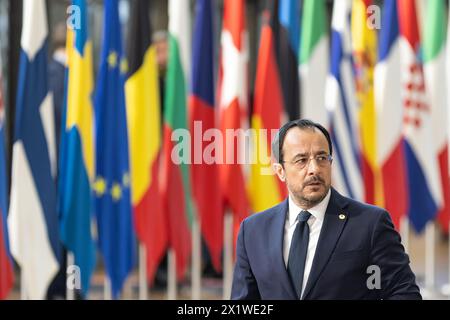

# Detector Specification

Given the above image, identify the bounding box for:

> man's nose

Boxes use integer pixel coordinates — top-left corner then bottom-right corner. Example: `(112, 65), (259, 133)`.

(306, 158), (320, 174)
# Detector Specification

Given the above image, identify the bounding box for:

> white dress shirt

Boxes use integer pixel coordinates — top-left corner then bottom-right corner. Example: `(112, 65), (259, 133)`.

(283, 189), (331, 299)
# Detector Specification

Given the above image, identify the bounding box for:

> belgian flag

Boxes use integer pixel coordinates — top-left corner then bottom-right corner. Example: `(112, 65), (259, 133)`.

(125, 0), (167, 284)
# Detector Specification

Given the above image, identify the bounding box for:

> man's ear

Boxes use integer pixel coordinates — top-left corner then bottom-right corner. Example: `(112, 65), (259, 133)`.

(273, 162), (286, 182)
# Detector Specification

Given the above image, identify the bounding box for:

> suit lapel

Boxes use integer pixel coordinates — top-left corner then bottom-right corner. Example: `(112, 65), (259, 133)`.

(302, 188), (349, 299)
(268, 199), (298, 299)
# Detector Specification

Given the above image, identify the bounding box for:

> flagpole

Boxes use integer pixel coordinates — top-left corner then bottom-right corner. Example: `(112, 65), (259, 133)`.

(138, 243), (148, 300)
(441, 220), (450, 299)
(20, 269), (26, 300)
(167, 248), (177, 299)
(192, 219), (201, 299)
(424, 221), (436, 298)
(400, 215), (409, 254)
(122, 276), (133, 300)
(66, 252), (75, 300)
(448, 220), (450, 299)
(104, 275), (112, 300)
(223, 211), (233, 300)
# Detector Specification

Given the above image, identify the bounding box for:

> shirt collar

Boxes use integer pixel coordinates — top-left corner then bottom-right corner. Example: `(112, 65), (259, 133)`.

(288, 189), (331, 227)
(53, 49), (67, 66)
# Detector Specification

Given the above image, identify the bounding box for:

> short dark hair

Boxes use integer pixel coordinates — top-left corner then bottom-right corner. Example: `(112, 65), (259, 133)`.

(272, 119), (333, 164)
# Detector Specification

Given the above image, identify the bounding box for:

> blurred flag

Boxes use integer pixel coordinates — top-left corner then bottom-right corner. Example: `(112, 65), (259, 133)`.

(8, 0), (60, 299)
(352, 0), (380, 205)
(95, 0), (136, 298)
(190, 0), (224, 272)
(299, 0), (329, 125)
(0, 45), (13, 300)
(248, 2), (287, 213)
(326, 0), (364, 201)
(374, 0), (408, 229)
(277, 0), (300, 120)
(448, 3), (450, 232)
(161, 0), (195, 280)
(424, 0), (450, 233)
(59, 0), (96, 296)
(218, 0), (250, 248)
(398, 0), (442, 232)
(125, 0), (167, 284)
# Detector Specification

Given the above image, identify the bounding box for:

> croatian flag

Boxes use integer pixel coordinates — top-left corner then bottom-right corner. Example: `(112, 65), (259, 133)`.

(398, 0), (443, 232)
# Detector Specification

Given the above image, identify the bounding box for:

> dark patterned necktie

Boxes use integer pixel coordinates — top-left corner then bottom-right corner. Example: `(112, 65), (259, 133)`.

(287, 210), (311, 299)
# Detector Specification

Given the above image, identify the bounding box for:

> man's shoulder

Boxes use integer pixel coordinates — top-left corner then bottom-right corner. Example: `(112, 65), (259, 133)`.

(243, 200), (287, 226)
(333, 189), (388, 221)
(348, 196), (386, 214)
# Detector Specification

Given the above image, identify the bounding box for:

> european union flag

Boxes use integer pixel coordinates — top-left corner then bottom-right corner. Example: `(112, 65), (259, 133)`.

(94, 0), (136, 298)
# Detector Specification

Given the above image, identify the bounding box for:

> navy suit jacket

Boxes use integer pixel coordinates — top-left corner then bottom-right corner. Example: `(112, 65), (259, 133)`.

(231, 188), (421, 300)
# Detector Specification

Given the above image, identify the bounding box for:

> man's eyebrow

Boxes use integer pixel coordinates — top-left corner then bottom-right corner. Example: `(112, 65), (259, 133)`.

(292, 152), (308, 160)
(291, 151), (328, 160)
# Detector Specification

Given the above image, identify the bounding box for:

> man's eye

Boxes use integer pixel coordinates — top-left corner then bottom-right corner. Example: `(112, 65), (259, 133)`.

(317, 156), (327, 161)
(296, 158), (307, 164)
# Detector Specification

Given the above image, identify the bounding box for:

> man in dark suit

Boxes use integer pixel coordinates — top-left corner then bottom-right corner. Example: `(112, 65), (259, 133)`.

(231, 119), (421, 300)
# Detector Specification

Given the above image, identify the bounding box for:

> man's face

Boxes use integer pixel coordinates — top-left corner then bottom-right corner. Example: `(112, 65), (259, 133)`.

(274, 127), (332, 209)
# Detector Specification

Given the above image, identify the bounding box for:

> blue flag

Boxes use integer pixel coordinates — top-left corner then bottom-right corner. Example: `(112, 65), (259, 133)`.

(94, 0), (136, 298)
(59, 0), (97, 296)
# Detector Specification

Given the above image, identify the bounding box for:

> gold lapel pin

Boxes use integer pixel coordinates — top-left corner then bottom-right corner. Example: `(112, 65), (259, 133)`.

(339, 214), (346, 220)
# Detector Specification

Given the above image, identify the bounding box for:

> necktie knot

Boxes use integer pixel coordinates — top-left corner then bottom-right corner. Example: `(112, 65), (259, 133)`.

(297, 210), (311, 223)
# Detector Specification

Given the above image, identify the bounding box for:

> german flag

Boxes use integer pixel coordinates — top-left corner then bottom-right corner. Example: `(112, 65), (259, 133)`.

(125, 0), (167, 284)
(248, 0), (287, 213)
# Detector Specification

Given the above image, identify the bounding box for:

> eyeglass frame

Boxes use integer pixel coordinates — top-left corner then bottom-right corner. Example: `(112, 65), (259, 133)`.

(281, 154), (333, 170)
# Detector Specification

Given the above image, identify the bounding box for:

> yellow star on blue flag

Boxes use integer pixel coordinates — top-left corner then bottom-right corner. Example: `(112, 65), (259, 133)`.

(94, 0), (136, 299)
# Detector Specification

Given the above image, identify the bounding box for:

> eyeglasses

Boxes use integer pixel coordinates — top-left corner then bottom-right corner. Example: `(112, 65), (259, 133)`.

(282, 154), (333, 170)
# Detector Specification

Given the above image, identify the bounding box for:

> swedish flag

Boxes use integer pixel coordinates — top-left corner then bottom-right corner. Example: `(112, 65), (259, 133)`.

(94, 0), (136, 298)
(59, 0), (96, 297)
